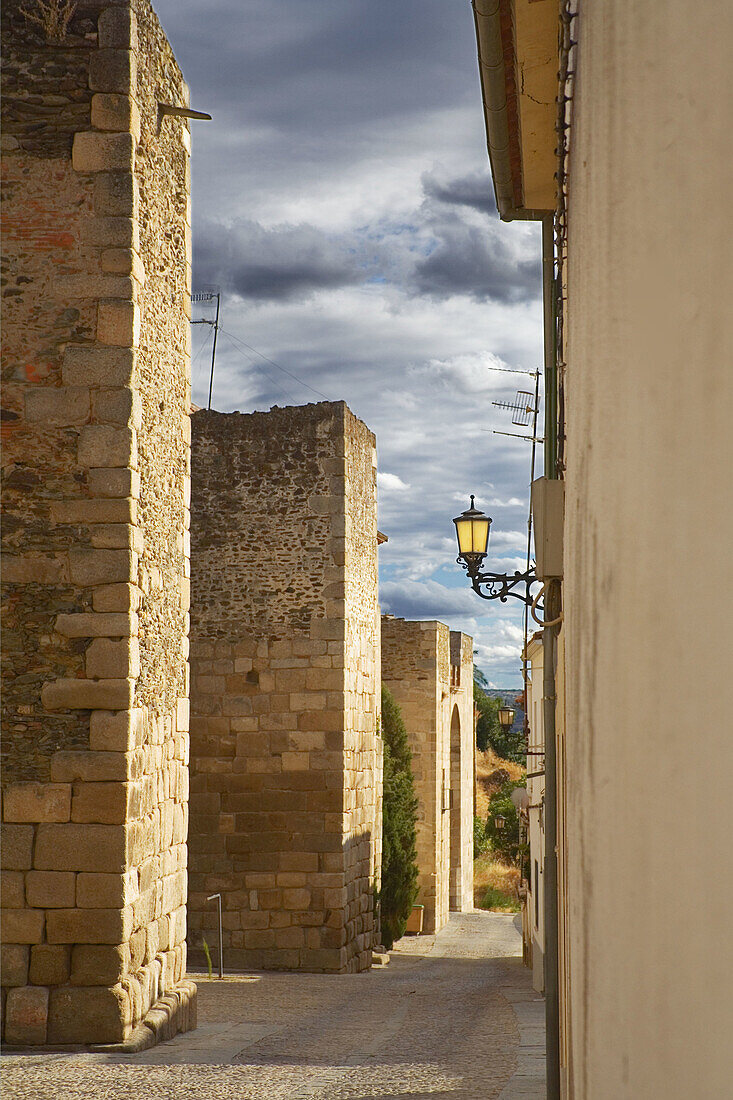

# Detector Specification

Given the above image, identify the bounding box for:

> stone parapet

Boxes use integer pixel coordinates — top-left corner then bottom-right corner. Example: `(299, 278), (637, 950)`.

(188, 403), (381, 972)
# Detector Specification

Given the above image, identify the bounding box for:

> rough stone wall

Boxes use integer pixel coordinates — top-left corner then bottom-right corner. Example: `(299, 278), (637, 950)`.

(342, 416), (381, 966)
(188, 402), (381, 972)
(449, 631), (474, 912)
(381, 617), (474, 933)
(1, 0), (194, 1046)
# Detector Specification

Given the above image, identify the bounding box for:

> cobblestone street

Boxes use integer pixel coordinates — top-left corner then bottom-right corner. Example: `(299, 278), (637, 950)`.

(3, 912), (545, 1099)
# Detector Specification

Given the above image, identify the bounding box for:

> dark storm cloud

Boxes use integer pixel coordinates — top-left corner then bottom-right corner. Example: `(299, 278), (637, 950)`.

(194, 204), (539, 306)
(421, 169), (497, 216)
(155, 0), (478, 137)
(194, 219), (362, 301)
(157, 0), (542, 685)
(380, 578), (488, 621)
(411, 212), (541, 304)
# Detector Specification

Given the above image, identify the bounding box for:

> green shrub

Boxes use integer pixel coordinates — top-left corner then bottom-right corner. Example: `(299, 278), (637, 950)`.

(473, 814), (490, 858)
(379, 686), (419, 950)
(479, 885), (520, 912)
(474, 678), (526, 762)
(485, 778), (527, 863)
(474, 682), (501, 752)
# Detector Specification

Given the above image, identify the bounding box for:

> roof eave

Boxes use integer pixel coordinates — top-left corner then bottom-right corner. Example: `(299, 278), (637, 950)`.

(473, 0), (553, 223)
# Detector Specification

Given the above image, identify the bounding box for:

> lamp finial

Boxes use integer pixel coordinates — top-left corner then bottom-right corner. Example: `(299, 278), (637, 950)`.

(470, 494), (475, 508)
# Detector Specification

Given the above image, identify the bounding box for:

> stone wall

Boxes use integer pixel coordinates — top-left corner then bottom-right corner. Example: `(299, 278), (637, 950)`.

(1, 0), (195, 1046)
(188, 402), (381, 972)
(381, 617), (473, 933)
(449, 631), (474, 912)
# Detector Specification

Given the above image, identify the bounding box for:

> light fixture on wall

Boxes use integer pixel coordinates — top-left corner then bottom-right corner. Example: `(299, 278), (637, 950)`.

(498, 705), (515, 730)
(494, 814), (506, 831)
(453, 496), (539, 606)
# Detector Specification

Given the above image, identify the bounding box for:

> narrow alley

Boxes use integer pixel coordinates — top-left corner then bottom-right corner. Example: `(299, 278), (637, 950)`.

(3, 912), (545, 1100)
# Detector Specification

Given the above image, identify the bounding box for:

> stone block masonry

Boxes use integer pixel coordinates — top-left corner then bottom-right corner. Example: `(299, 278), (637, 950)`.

(381, 617), (474, 933)
(1, 0), (195, 1045)
(189, 403), (382, 973)
(449, 631), (475, 913)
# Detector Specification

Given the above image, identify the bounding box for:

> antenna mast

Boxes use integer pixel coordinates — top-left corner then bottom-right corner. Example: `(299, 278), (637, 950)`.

(208, 291), (220, 411)
(191, 287), (221, 410)
(489, 367), (542, 728)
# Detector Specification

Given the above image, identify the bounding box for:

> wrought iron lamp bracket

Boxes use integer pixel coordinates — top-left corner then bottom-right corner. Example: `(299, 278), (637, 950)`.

(456, 557), (542, 608)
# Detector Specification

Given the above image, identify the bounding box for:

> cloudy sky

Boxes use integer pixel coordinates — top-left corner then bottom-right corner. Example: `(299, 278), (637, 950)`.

(155, 0), (545, 687)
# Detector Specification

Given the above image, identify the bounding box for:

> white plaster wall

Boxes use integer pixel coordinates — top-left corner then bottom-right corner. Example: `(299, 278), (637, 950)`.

(526, 640), (545, 994)
(563, 2), (733, 1095)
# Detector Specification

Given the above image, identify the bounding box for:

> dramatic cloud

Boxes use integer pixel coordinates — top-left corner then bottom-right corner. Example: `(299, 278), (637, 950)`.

(421, 168), (496, 215)
(195, 219), (363, 301)
(412, 212), (542, 303)
(157, 0), (545, 685)
(381, 578), (485, 620)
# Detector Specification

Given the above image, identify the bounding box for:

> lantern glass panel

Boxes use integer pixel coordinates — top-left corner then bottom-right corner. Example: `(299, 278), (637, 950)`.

(456, 516), (489, 556)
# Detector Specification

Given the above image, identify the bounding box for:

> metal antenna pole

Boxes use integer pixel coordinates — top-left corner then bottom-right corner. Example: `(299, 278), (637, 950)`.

(523, 369), (541, 690)
(207, 291), (220, 411)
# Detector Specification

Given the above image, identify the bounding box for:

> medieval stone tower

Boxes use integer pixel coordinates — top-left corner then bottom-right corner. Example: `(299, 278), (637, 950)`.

(188, 404), (383, 973)
(2, 0), (195, 1045)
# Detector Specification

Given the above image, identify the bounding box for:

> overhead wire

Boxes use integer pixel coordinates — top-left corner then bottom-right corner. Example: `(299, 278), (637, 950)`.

(190, 325), (213, 388)
(218, 327), (331, 401)
(217, 329), (299, 405)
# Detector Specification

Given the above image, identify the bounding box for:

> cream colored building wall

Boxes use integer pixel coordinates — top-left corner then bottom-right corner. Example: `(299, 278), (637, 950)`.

(525, 638), (545, 994)
(563, 2), (733, 1095)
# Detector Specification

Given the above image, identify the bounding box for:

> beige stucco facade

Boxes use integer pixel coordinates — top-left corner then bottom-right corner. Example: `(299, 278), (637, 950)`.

(473, 0), (733, 1094)
(560, 2), (733, 1094)
(381, 617), (474, 933)
(524, 635), (544, 995)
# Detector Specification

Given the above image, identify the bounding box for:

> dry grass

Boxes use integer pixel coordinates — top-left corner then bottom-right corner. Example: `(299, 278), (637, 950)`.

(473, 853), (521, 911)
(474, 749), (525, 911)
(475, 747), (526, 821)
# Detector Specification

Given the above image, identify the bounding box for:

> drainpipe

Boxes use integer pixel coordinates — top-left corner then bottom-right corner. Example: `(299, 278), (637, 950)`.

(543, 590), (560, 1100)
(543, 216), (557, 481)
(542, 213), (561, 1100)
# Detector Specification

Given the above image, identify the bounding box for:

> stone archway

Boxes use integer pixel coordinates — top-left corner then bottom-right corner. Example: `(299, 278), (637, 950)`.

(449, 703), (462, 909)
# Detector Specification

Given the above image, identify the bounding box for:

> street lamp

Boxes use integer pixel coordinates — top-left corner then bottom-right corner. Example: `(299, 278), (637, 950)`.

(494, 813), (506, 830)
(498, 705), (515, 730)
(453, 495), (539, 606)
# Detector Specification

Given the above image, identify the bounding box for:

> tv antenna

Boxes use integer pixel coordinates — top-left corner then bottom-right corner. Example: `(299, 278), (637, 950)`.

(492, 390), (537, 427)
(488, 366), (542, 724)
(191, 286), (220, 410)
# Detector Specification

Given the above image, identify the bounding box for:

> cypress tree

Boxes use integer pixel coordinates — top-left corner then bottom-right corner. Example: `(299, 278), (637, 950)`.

(379, 685), (419, 950)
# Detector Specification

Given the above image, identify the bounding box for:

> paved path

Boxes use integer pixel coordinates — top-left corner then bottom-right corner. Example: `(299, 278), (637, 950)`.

(3, 911), (545, 1099)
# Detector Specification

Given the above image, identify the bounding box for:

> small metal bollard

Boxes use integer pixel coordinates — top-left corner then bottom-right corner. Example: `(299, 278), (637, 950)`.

(207, 893), (224, 979)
